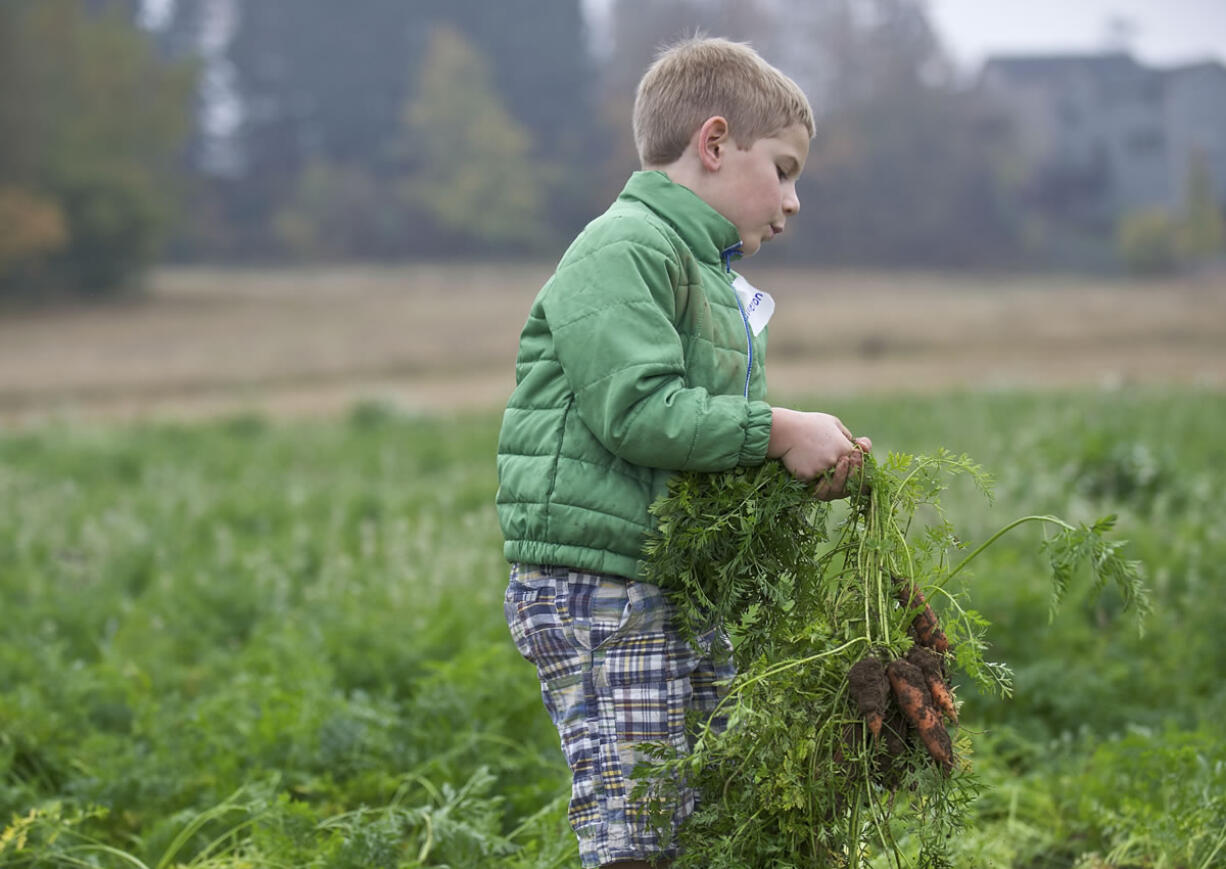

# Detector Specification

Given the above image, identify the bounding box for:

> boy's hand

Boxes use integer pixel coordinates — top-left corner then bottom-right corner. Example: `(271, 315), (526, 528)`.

(767, 408), (872, 500)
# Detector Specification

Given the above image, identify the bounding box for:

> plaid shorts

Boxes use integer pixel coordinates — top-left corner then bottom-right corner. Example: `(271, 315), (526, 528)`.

(505, 563), (735, 868)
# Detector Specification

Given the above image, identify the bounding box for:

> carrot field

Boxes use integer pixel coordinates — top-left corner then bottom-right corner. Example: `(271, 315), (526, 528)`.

(2, 266), (1225, 866)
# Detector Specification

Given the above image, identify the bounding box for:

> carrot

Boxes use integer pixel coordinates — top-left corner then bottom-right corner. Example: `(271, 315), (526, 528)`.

(926, 675), (958, 724)
(925, 676), (957, 724)
(886, 658), (953, 773)
(847, 656), (889, 738)
(873, 701), (912, 790)
(905, 645), (958, 724)
(894, 578), (950, 653)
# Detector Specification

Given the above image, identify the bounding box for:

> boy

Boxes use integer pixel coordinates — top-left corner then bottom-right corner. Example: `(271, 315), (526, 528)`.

(496, 37), (870, 868)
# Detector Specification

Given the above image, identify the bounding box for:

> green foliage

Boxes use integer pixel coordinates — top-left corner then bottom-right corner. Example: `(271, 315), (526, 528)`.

(1117, 209), (1179, 275)
(640, 448), (1146, 866)
(1116, 157), (1225, 276)
(1175, 151), (1226, 263)
(399, 24), (548, 250)
(1074, 727), (1226, 867)
(272, 162), (408, 261)
(961, 725), (1226, 868)
(0, 390), (1223, 866)
(53, 163), (167, 292)
(197, 1), (590, 260)
(1071, 433), (1169, 508)
(0, 412), (566, 866)
(0, 0), (194, 296)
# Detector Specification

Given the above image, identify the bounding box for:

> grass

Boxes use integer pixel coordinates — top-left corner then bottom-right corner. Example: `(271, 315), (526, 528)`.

(1, 388), (1224, 866)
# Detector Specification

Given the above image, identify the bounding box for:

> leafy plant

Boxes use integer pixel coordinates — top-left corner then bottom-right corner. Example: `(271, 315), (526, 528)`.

(4, 392), (1220, 867)
(639, 450), (1148, 867)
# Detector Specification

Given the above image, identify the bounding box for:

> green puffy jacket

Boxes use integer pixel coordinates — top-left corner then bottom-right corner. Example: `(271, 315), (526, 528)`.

(496, 171), (774, 580)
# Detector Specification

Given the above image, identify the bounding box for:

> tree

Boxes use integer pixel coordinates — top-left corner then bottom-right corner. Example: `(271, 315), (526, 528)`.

(0, 0), (194, 295)
(188, 1), (591, 259)
(272, 161), (407, 260)
(771, 0), (1026, 266)
(1117, 209), (1178, 275)
(221, 0), (409, 255)
(447, 0), (596, 231)
(0, 188), (69, 282)
(1176, 150), (1225, 262)
(399, 24), (548, 251)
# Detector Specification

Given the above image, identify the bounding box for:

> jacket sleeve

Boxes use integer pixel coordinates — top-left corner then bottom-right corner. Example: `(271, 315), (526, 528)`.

(542, 226), (773, 472)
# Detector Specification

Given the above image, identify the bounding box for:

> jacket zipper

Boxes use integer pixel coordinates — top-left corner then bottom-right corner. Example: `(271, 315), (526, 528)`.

(733, 291), (753, 399)
(721, 242), (752, 398)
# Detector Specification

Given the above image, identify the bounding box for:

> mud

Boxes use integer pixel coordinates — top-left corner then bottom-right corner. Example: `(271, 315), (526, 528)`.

(907, 644), (958, 724)
(894, 578), (950, 653)
(887, 658), (954, 773)
(847, 655), (890, 738)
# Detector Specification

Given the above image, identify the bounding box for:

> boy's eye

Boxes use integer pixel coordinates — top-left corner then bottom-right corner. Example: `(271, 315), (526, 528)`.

(777, 166), (787, 180)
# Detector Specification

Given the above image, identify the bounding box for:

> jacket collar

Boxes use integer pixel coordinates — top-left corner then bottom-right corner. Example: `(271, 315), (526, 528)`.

(617, 171), (743, 271)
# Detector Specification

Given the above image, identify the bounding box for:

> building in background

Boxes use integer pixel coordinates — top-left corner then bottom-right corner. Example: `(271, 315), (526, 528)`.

(979, 52), (1226, 225)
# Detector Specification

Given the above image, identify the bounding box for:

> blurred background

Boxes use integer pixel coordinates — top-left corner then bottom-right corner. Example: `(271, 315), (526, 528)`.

(3, 5), (1226, 865)
(1, 0), (1224, 422)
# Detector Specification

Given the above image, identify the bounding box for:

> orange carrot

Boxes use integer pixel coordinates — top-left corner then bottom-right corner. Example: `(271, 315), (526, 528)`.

(894, 578), (949, 653)
(886, 659), (953, 773)
(926, 675), (958, 724)
(905, 645), (958, 724)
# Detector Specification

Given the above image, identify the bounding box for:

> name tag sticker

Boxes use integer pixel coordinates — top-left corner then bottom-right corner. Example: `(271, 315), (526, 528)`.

(731, 274), (775, 336)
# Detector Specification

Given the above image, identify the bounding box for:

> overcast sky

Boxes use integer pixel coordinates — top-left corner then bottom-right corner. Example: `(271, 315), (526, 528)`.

(927, 0), (1226, 68)
(144, 0), (1226, 71)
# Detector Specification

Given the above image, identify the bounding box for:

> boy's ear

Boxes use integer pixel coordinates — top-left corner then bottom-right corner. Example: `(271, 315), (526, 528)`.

(697, 116), (731, 172)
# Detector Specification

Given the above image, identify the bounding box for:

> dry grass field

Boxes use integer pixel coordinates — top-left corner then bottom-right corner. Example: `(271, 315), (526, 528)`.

(1, 262), (1223, 425)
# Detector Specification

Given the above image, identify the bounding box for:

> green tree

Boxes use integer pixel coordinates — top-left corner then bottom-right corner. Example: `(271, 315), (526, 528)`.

(400, 24), (547, 250)
(1117, 208), (1178, 275)
(1176, 151), (1225, 262)
(449, 0), (595, 232)
(155, 2), (593, 259)
(272, 161), (408, 260)
(0, 0), (194, 296)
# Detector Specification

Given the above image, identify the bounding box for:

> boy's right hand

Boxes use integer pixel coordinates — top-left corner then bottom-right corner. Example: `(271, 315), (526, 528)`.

(767, 407), (871, 500)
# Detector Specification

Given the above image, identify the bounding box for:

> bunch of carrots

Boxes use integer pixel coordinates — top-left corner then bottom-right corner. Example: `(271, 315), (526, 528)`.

(641, 449), (1148, 866)
(848, 581), (957, 778)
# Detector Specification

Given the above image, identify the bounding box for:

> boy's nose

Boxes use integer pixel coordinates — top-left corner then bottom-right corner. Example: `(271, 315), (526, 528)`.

(784, 189), (800, 215)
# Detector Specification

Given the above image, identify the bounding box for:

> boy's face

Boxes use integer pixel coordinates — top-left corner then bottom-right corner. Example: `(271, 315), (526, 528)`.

(703, 122), (809, 257)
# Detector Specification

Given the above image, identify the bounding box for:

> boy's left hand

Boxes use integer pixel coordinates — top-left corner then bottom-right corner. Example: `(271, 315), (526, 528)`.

(813, 436), (872, 501)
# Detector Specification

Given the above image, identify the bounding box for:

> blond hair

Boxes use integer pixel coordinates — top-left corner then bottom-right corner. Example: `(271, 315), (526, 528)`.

(633, 36), (815, 167)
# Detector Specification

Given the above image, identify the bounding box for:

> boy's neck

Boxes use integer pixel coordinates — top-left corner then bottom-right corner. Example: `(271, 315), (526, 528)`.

(644, 156), (705, 201)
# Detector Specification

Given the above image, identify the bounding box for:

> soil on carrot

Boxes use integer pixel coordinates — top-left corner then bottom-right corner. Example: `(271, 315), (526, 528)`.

(848, 655), (890, 738)
(887, 658), (954, 773)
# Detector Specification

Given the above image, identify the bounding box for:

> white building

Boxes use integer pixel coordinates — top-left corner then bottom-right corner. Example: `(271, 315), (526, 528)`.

(980, 53), (1226, 221)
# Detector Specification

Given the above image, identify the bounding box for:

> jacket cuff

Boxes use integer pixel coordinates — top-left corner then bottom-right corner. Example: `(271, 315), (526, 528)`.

(739, 400), (774, 465)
